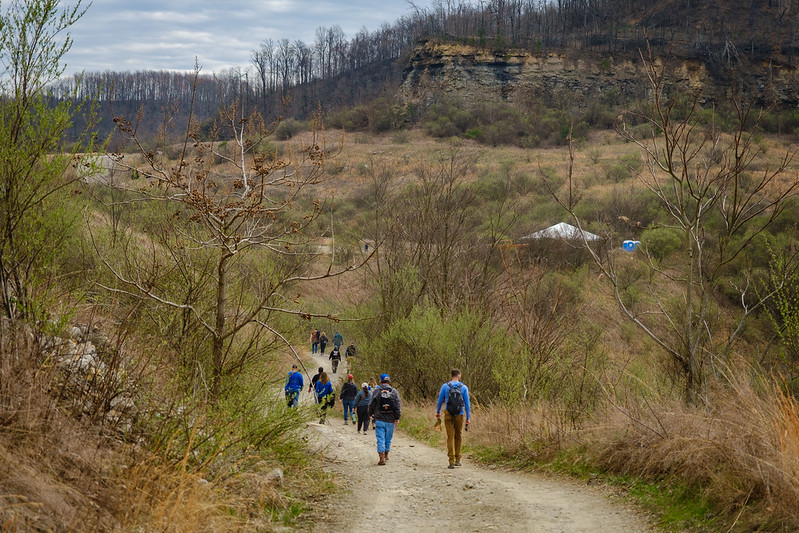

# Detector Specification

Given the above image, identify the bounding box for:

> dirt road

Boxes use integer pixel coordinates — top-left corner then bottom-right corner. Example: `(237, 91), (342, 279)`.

(300, 350), (653, 532)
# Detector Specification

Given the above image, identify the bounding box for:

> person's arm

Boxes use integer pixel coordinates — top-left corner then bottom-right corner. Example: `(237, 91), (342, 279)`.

(435, 383), (446, 418)
(463, 386), (471, 423)
(394, 390), (402, 422)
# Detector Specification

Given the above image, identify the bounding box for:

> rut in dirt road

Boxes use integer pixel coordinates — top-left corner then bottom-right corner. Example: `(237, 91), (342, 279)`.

(299, 350), (653, 532)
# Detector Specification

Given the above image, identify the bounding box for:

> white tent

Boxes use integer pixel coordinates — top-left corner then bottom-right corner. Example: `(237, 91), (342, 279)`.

(519, 222), (602, 242)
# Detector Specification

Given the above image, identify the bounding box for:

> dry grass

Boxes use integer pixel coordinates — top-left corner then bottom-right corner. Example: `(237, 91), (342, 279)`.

(0, 322), (303, 532)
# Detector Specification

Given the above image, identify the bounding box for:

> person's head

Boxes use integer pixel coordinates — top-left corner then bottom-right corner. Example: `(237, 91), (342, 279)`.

(361, 382), (369, 391)
(291, 364), (298, 371)
(380, 373), (390, 383)
(451, 368), (461, 381)
(320, 371), (329, 384)
(318, 366), (323, 374)
(368, 378), (376, 388)
(347, 374), (354, 382)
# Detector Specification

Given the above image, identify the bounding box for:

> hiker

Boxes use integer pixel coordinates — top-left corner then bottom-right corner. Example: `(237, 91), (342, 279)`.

(345, 343), (357, 358)
(332, 331), (343, 350)
(310, 329), (320, 354)
(284, 364), (304, 408)
(367, 373), (401, 465)
(354, 382), (372, 434)
(368, 377), (376, 392)
(436, 368), (471, 469)
(309, 366), (324, 402)
(319, 332), (328, 355)
(329, 345), (342, 373)
(315, 371), (334, 424)
(340, 374), (358, 425)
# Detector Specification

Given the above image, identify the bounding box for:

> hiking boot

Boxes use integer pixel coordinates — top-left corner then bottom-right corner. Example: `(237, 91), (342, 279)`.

(454, 461), (462, 467)
(448, 464), (456, 469)
(344, 420), (349, 425)
(384, 451), (389, 462)
(378, 452), (386, 466)
(363, 430), (367, 435)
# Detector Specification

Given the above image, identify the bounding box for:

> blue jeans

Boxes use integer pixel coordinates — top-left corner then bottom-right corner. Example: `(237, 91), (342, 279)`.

(285, 390), (300, 408)
(312, 342), (318, 354)
(342, 400), (355, 421)
(374, 419), (395, 453)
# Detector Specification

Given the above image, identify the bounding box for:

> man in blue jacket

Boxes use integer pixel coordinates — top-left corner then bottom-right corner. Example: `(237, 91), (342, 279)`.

(284, 364), (304, 408)
(436, 368), (471, 468)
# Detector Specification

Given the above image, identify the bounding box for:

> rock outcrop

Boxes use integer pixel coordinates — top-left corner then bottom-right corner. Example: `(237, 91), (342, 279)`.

(400, 40), (799, 109)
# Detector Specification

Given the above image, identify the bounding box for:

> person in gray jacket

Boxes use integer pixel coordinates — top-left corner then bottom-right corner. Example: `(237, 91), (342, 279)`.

(367, 373), (401, 465)
(354, 383), (372, 434)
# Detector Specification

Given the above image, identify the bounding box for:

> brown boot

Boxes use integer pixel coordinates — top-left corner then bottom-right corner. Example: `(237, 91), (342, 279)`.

(384, 450), (389, 462)
(377, 452), (386, 466)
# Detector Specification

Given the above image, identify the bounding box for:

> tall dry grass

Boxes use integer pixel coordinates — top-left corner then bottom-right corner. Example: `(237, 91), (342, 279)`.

(456, 363), (799, 530)
(0, 321), (296, 532)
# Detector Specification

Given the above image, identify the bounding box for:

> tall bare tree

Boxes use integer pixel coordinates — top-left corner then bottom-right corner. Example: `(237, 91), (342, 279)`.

(551, 52), (799, 403)
(97, 69), (356, 399)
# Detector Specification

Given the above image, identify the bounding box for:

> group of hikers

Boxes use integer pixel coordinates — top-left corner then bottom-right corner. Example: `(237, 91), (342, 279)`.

(284, 334), (472, 468)
(309, 329), (355, 373)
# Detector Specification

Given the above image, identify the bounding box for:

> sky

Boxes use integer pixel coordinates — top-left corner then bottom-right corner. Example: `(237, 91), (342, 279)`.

(63, 0), (431, 75)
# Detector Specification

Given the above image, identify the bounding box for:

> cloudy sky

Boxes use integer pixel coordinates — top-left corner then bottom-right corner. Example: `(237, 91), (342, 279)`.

(63, 0), (431, 75)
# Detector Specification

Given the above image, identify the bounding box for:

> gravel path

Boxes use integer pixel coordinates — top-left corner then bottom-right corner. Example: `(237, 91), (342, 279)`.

(299, 350), (653, 532)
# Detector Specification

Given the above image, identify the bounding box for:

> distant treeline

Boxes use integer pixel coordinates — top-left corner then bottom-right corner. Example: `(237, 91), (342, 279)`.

(52, 0), (799, 143)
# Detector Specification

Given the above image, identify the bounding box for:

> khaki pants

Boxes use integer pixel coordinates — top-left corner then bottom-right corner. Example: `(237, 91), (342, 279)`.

(444, 411), (465, 464)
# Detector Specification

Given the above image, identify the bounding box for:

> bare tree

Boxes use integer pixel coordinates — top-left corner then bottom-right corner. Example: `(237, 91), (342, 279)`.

(97, 68), (357, 400)
(551, 51), (799, 404)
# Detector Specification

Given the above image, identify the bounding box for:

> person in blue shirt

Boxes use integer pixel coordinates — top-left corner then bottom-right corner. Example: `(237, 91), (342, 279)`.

(314, 371), (334, 424)
(436, 368), (471, 469)
(284, 364), (304, 408)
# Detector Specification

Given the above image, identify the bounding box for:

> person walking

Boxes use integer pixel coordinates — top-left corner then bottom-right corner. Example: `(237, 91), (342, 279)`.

(436, 368), (471, 469)
(354, 382), (372, 434)
(367, 373), (401, 465)
(332, 331), (343, 350)
(345, 343), (357, 359)
(309, 366), (324, 402)
(284, 364), (304, 408)
(315, 371), (334, 424)
(329, 345), (342, 373)
(340, 374), (358, 425)
(319, 332), (328, 355)
(310, 329), (319, 354)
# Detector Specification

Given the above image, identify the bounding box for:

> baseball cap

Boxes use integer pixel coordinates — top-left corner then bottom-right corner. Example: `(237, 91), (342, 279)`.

(361, 382), (368, 388)
(380, 373), (390, 382)
(347, 374), (354, 379)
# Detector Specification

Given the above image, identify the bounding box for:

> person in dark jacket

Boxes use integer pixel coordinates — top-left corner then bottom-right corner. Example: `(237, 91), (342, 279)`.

(354, 382), (372, 434)
(329, 345), (342, 373)
(367, 373), (401, 465)
(340, 374), (358, 425)
(319, 332), (328, 355)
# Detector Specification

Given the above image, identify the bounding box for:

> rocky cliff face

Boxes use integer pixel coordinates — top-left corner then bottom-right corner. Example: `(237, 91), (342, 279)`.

(400, 41), (799, 109)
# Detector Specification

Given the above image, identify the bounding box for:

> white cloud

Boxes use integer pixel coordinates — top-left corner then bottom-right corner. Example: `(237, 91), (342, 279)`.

(63, 0), (425, 73)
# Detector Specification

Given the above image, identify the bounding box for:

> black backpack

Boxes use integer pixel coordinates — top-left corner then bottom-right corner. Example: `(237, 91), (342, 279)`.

(379, 386), (397, 413)
(446, 383), (464, 417)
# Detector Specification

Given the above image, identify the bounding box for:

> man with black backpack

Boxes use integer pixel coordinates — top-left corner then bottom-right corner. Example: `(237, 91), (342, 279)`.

(367, 373), (401, 466)
(436, 368), (471, 469)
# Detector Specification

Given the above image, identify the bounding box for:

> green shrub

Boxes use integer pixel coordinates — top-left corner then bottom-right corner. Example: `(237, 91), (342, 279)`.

(274, 118), (303, 140)
(640, 227), (683, 261)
